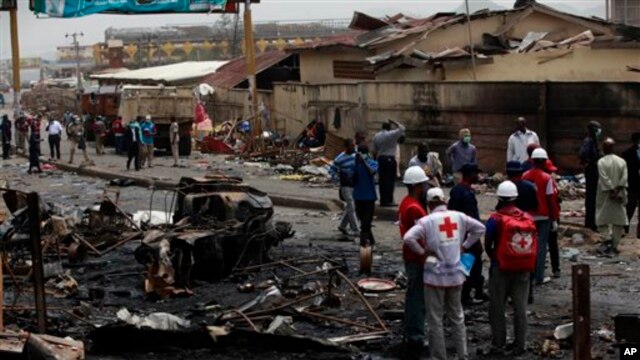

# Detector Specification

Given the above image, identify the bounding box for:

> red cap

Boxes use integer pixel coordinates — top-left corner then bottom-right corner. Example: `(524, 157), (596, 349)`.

(545, 159), (558, 173)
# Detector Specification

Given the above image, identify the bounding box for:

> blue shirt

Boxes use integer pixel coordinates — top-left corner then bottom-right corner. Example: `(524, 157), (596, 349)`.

(448, 182), (480, 220)
(353, 155), (378, 201)
(446, 141), (477, 172)
(140, 121), (156, 145)
(329, 151), (356, 184)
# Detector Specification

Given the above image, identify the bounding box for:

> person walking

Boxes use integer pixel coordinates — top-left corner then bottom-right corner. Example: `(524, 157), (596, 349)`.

(398, 166), (429, 359)
(46, 116), (63, 160)
(126, 118), (142, 171)
(403, 187), (486, 360)
(27, 134), (42, 174)
(544, 159), (562, 278)
(485, 181), (537, 357)
(507, 117), (540, 163)
(353, 144), (378, 249)
(170, 117), (180, 167)
(596, 138), (629, 256)
(1, 115), (12, 160)
(523, 148), (557, 286)
(68, 116), (91, 165)
(29, 114), (41, 141)
(446, 128), (477, 184)
(112, 116), (126, 155)
(330, 138), (359, 237)
(93, 116), (107, 156)
(579, 121), (603, 231)
(372, 119), (405, 207)
(140, 115), (156, 168)
(622, 133), (640, 238)
(506, 161), (538, 214)
(448, 163), (488, 305)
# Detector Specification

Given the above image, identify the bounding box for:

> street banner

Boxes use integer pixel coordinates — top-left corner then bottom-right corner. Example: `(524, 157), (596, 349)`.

(31, 0), (229, 17)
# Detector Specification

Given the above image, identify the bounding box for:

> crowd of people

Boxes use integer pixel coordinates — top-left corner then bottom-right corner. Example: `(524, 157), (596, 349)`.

(329, 116), (640, 359)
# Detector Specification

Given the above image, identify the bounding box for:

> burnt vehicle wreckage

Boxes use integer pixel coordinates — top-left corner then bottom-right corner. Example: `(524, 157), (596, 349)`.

(0, 176), (404, 358)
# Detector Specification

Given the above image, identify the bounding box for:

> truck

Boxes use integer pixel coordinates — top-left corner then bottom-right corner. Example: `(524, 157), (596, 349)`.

(118, 85), (194, 156)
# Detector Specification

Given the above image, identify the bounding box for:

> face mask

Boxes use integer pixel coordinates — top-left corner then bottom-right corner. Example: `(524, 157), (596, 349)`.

(462, 136), (471, 144)
(595, 128), (602, 138)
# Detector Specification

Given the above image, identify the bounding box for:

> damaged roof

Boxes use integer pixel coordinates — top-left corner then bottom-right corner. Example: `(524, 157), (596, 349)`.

(287, 3), (617, 55)
(90, 61), (228, 85)
(203, 51), (293, 89)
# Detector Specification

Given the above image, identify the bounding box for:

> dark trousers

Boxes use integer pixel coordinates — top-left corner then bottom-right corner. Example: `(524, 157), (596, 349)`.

(1, 139), (9, 159)
(127, 142), (140, 170)
(115, 135), (125, 155)
(626, 189), (639, 236)
(462, 241), (484, 300)
(377, 155), (396, 206)
(585, 165), (598, 231)
(48, 134), (61, 160)
(355, 200), (375, 246)
(404, 261), (425, 345)
(548, 229), (560, 273)
(489, 267), (529, 352)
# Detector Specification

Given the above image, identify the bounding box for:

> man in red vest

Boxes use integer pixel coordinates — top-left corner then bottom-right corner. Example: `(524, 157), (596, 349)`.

(398, 166), (429, 359)
(484, 181), (537, 357)
(523, 148), (557, 287)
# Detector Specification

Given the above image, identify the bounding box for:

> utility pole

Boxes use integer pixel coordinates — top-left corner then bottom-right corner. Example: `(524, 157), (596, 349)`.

(464, 0), (477, 81)
(244, 0), (260, 151)
(66, 32), (84, 114)
(9, 5), (20, 112)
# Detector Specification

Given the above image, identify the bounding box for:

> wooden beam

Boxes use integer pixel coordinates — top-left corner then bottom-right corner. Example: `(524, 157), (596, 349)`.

(572, 264), (591, 360)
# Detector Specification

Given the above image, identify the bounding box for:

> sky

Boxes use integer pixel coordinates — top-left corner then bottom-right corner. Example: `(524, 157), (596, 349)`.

(0, 0), (607, 59)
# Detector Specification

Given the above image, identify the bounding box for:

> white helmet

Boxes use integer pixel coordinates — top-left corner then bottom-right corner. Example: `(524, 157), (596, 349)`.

(427, 188), (446, 202)
(496, 181), (518, 199)
(403, 166), (429, 185)
(531, 148), (548, 160)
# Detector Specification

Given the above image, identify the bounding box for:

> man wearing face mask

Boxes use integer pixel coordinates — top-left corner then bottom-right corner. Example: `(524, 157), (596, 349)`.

(446, 128), (477, 184)
(579, 121), (603, 231)
(622, 133), (640, 239)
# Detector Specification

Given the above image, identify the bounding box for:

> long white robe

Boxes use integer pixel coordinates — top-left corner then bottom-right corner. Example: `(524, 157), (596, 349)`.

(596, 154), (629, 227)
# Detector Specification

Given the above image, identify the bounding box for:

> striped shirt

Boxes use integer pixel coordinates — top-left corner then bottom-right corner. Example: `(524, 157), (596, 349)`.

(403, 205), (485, 288)
(329, 151), (356, 184)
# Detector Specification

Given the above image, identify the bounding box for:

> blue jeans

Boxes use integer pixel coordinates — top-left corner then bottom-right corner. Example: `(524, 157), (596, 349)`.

(115, 135), (125, 154)
(404, 261), (425, 344)
(534, 219), (551, 284)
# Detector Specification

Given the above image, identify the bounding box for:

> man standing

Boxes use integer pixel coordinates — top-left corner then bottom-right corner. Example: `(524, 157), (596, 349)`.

(404, 188), (486, 360)
(523, 148), (557, 285)
(544, 159), (562, 278)
(372, 119), (405, 207)
(579, 121), (603, 231)
(1, 115), (12, 160)
(330, 138), (358, 237)
(622, 133), (640, 238)
(140, 115), (156, 168)
(126, 118), (142, 171)
(112, 116), (126, 155)
(507, 117), (540, 163)
(68, 116), (91, 165)
(448, 163), (488, 305)
(398, 166), (429, 358)
(170, 117), (180, 167)
(408, 142), (443, 187)
(14, 113), (28, 154)
(446, 128), (477, 183)
(506, 161), (538, 214)
(93, 116), (107, 156)
(46, 115), (63, 160)
(485, 181), (537, 357)
(353, 144), (379, 249)
(596, 138), (629, 256)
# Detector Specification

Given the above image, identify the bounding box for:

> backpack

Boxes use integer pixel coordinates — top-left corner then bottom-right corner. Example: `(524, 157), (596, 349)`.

(494, 212), (538, 273)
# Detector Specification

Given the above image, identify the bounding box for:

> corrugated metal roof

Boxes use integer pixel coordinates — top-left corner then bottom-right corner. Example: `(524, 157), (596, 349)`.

(90, 61), (227, 84)
(203, 51), (291, 88)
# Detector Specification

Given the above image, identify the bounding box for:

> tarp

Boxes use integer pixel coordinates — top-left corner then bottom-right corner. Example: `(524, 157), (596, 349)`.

(32, 0), (228, 17)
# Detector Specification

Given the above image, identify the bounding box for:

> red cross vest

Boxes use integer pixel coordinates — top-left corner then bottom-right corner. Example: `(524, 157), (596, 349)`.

(492, 210), (538, 273)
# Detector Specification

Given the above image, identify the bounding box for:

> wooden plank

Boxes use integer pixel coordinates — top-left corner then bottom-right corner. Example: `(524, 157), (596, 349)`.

(572, 264), (591, 360)
(27, 193), (47, 334)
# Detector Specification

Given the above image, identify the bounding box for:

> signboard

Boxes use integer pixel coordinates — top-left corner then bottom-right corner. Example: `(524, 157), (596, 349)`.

(30, 0), (233, 17)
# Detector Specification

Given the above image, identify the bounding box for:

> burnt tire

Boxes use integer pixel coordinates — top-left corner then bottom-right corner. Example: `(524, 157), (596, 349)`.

(179, 135), (191, 156)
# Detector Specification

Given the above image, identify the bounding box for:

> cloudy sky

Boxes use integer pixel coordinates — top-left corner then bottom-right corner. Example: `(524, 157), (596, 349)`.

(0, 0), (607, 58)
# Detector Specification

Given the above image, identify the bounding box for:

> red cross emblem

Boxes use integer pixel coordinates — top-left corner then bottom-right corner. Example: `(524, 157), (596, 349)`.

(439, 216), (458, 238)
(518, 237), (528, 249)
